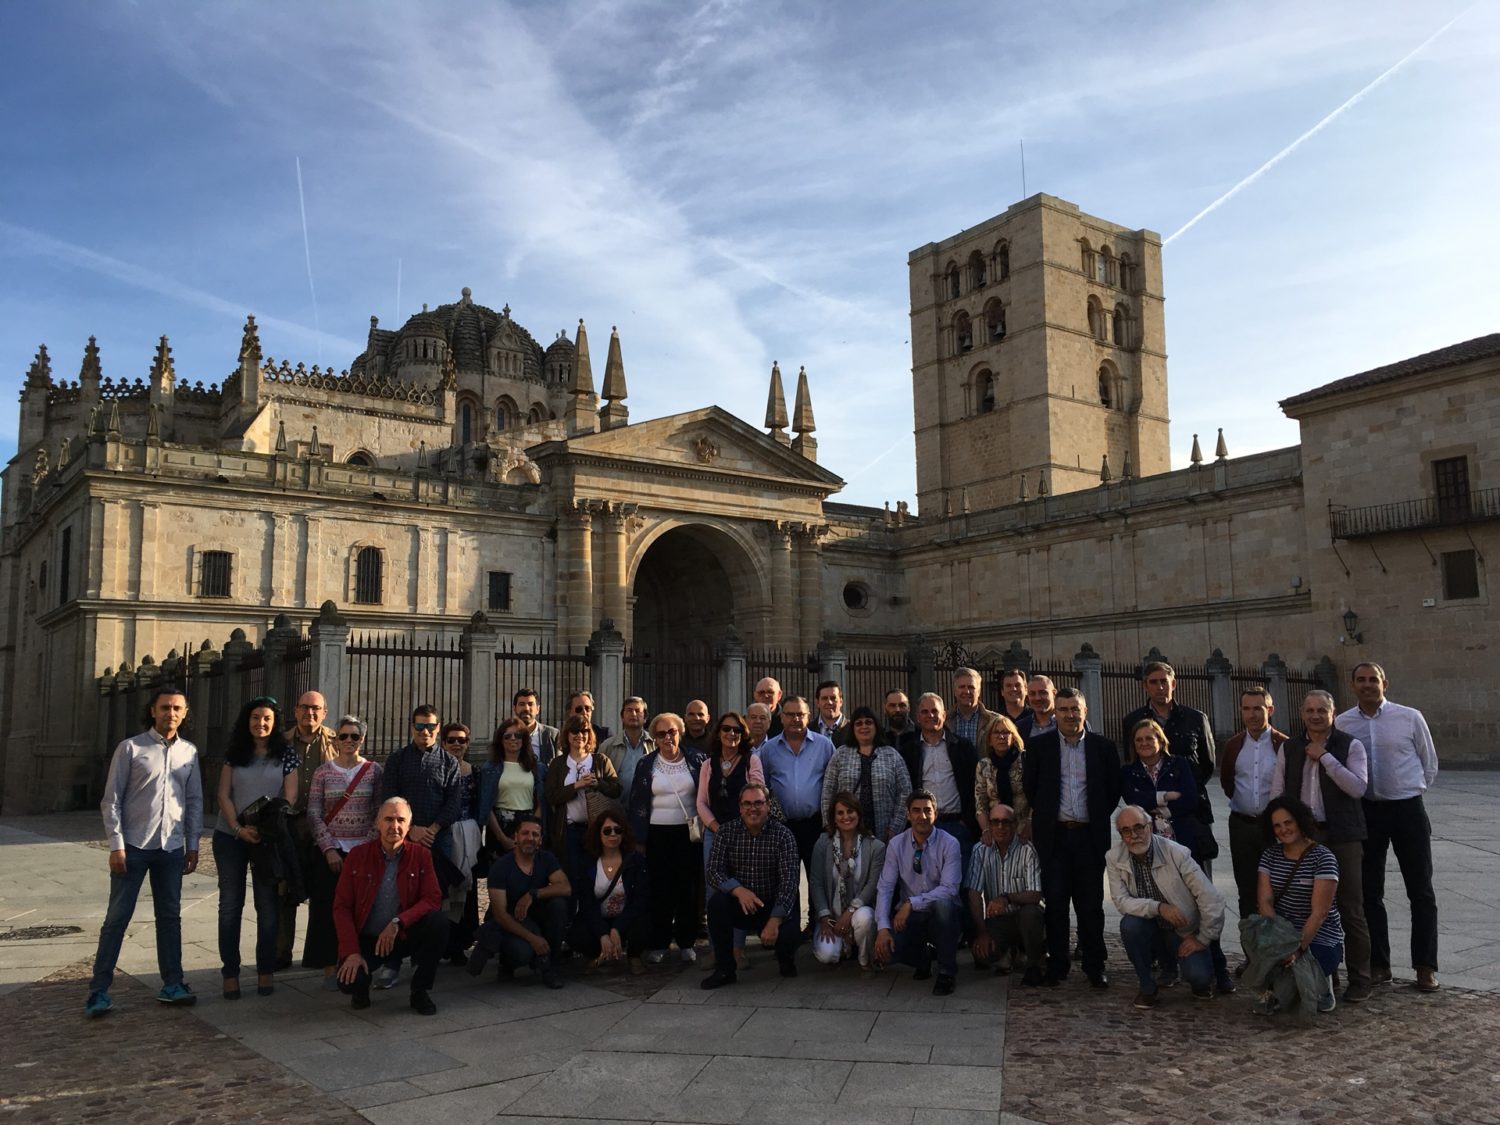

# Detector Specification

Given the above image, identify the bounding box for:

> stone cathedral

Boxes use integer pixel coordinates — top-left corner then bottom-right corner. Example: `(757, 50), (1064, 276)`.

(3, 193), (1495, 811)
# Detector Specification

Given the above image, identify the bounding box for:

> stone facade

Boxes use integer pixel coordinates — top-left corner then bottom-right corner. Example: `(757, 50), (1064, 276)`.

(2, 194), (1495, 813)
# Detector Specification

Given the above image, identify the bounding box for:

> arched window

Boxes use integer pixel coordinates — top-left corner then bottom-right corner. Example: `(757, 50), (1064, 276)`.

(496, 396), (517, 431)
(984, 299), (1006, 342)
(968, 250), (986, 289)
(528, 403), (547, 424)
(460, 403), (474, 444)
(1098, 369), (1112, 408)
(1098, 245), (1114, 285)
(1112, 305), (1128, 346)
(945, 263), (961, 300)
(977, 371), (996, 414)
(954, 311), (973, 353)
(1080, 240), (1096, 278)
(997, 242), (1010, 281)
(354, 546), (383, 605)
(346, 451), (373, 467)
(1119, 252), (1134, 291)
(1087, 297), (1106, 342)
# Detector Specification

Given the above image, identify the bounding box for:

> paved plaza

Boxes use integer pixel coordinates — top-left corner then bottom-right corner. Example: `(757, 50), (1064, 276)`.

(3, 775), (1500, 1123)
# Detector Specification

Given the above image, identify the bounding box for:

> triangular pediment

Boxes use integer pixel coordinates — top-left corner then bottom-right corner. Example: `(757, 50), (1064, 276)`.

(530, 407), (844, 495)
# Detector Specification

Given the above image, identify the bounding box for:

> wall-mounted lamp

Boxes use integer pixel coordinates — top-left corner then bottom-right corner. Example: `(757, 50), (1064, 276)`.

(1341, 608), (1362, 645)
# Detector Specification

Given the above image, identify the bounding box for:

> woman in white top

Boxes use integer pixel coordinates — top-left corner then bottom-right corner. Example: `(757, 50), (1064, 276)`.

(627, 713), (708, 964)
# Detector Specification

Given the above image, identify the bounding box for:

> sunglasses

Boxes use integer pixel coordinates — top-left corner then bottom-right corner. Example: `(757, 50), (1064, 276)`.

(445, 736), (469, 745)
(912, 846), (924, 875)
(336, 732), (363, 742)
(413, 722), (439, 732)
(502, 731), (525, 741)
(600, 826), (623, 837)
(718, 727), (744, 736)
(653, 729), (680, 739)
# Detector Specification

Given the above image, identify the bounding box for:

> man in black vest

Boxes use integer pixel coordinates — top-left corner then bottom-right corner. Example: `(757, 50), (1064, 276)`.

(1122, 662), (1218, 872)
(1270, 689), (1372, 1003)
(1023, 688), (1122, 987)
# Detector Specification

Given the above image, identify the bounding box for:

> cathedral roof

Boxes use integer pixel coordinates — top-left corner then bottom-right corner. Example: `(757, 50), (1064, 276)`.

(367, 289), (547, 380)
(1281, 332), (1500, 411)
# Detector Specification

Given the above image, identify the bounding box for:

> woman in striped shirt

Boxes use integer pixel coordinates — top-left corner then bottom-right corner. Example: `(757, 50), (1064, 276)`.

(1258, 795), (1343, 1013)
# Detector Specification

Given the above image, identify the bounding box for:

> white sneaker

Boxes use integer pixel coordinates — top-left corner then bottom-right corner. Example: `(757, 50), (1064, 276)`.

(373, 965), (400, 990)
(679, 948), (698, 964)
(644, 950), (668, 965)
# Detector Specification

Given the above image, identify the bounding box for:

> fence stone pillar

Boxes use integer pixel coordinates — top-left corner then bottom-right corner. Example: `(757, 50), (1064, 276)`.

(589, 619), (626, 731)
(1314, 655), (1340, 701)
(1206, 648), (1234, 739)
(309, 601), (350, 720)
(262, 612), (300, 703)
(96, 669), (117, 800)
(112, 662), (134, 746)
(716, 627), (748, 715)
(460, 611), (499, 738)
(221, 629), (255, 726)
(907, 638), (936, 699)
(1002, 640), (1032, 675)
(1072, 643), (1103, 712)
(817, 640), (847, 695)
(1262, 653), (1290, 727)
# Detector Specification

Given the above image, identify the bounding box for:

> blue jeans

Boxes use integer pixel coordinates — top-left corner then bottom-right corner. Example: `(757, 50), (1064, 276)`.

(213, 830), (280, 978)
(88, 845), (185, 994)
(1120, 914), (1213, 994)
(891, 896), (961, 977)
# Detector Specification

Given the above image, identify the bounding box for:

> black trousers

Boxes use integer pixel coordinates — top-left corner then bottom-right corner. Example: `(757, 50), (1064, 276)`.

(707, 890), (799, 971)
(785, 815), (823, 922)
(568, 913), (650, 959)
(339, 911), (450, 996)
(1040, 826), (1106, 977)
(302, 849), (342, 969)
(1227, 812), (1266, 920)
(646, 824), (701, 951)
(476, 897), (568, 969)
(1363, 796), (1439, 972)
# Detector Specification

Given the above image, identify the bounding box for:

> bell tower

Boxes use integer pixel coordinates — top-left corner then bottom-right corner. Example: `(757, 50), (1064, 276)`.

(908, 193), (1170, 515)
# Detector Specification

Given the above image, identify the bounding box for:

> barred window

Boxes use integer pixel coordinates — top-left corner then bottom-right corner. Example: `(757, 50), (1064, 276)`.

(355, 546), (383, 605)
(488, 571), (512, 612)
(201, 550), (232, 598)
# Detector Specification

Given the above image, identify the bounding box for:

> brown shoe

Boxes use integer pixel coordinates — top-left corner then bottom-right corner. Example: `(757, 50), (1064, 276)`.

(1416, 968), (1441, 993)
(1133, 989), (1159, 1009)
(1372, 967), (1393, 985)
(1343, 981), (1372, 1003)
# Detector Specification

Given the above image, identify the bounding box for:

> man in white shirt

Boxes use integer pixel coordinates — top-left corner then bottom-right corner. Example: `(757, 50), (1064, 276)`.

(1217, 685), (1288, 919)
(1336, 662), (1440, 993)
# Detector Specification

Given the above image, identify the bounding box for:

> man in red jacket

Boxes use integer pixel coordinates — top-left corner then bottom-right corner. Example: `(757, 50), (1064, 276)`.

(334, 796), (451, 1015)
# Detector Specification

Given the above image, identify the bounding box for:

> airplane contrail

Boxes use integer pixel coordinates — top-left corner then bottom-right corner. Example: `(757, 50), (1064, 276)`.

(295, 156), (321, 362)
(1165, 4), (1477, 245)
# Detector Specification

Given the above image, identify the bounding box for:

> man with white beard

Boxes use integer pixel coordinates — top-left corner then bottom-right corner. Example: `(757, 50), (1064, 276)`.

(1106, 805), (1226, 1010)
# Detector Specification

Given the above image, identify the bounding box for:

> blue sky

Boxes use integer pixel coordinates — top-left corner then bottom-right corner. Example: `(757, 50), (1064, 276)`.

(2, 1), (1495, 510)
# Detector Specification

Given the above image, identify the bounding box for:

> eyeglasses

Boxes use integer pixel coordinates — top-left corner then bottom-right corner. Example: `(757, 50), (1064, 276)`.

(653, 729), (680, 740)
(912, 846), (924, 874)
(336, 732), (363, 742)
(740, 799), (768, 808)
(445, 736), (469, 745)
(1118, 824), (1150, 837)
(600, 826), (624, 837)
(413, 722), (439, 732)
(718, 727), (744, 737)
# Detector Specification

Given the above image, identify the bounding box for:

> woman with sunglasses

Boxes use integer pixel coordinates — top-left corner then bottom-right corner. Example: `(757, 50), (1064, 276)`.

(810, 792), (885, 970)
(819, 706), (911, 843)
(628, 712), (707, 965)
(570, 809), (649, 975)
(545, 714), (623, 919)
(696, 710), (764, 969)
(440, 722), (484, 965)
(479, 717), (544, 859)
(305, 714), (383, 989)
(214, 695), (299, 999)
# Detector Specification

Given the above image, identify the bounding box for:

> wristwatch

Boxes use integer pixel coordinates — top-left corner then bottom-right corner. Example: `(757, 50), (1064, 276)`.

(390, 916), (403, 931)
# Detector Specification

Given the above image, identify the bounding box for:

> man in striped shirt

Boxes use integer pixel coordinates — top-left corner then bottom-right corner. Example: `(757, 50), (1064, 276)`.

(965, 803), (1045, 985)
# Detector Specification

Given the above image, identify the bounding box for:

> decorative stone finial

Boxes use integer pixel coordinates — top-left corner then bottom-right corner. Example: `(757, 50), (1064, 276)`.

(1038, 472), (1049, 498)
(461, 286), (472, 302)
(1122, 448), (1133, 480)
(275, 420), (287, 453)
(601, 326), (627, 402)
(79, 336), (101, 384)
(1019, 474), (1028, 502)
(25, 344), (51, 388)
(1100, 453), (1112, 484)
(239, 315), (261, 366)
(764, 361), (789, 442)
(571, 319), (596, 396)
(791, 366), (816, 434)
(107, 399), (121, 435)
(146, 403), (160, 441)
(1190, 433), (1203, 465)
(149, 336), (174, 386)
(1215, 428), (1228, 461)
(310, 426), (321, 457)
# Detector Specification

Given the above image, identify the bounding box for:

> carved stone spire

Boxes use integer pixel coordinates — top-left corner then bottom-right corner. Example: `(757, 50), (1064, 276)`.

(25, 345), (51, 388)
(275, 419), (287, 453)
(79, 337), (101, 386)
(1215, 428), (1228, 461)
(150, 335), (175, 388)
(239, 315), (262, 367)
(1100, 453), (1112, 484)
(1122, 447), (1133, 480)
(1190, 433), (1203, 465)
(764, 361), (789, 446)
(599, 326), (629, 431)
(571, 319), (596, 396)
(791, 365), (817, 461)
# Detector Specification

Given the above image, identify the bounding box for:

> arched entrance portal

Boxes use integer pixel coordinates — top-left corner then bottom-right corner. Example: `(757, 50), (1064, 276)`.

(630, 524), (759, 710)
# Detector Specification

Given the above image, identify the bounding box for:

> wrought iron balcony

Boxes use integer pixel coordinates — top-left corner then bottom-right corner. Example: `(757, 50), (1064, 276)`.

(1330, 487), (1500, 539)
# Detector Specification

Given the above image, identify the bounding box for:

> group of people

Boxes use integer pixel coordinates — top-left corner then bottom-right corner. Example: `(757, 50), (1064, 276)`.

(84, 659), (1441, 1023)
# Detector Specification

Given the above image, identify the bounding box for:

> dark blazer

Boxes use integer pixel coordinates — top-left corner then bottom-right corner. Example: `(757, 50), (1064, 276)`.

(897, 730), (980, 836)
(1120, 755), (1201, 855)
(573, 849), (648, 939)
(1023, 729), (1122, 859)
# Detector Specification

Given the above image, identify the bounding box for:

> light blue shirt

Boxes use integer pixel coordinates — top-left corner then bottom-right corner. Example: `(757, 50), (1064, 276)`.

(1059, 733), (1089, 822)
(758, 730), (836, 820)
(876, 827), (961, 930)
(1335, 701), (1438, 801)
(101, 728), (203, 853)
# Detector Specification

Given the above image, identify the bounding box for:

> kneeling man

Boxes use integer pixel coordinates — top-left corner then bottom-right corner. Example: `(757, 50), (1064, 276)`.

(875, 789), (963, 995)
(1107, 804), (1226, 1010)
(333, 797), (451, 1015)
